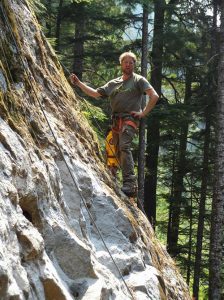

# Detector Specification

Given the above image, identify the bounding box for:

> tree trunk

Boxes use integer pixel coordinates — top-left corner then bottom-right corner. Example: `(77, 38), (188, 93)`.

(167, 140), (177, 246)
(144, 0), (165, 228)
(55, 0), (63, 52)
(73, 3), (85, 80)
(138, 3), (148, 208)
(186, 176), (193, 285)
(45, 0), (52, 37)
(192, 115), (211, 299)
(167, 70), (191, 256)
(209, 1), (224, 299)
(193, 3), (217, 297)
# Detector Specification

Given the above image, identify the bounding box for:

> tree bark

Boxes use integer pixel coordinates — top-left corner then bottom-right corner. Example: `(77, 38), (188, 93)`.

(144, 0), (165, 228)
(45, 0), (52, 37)
(73, 3), (85, 81)
(186, 176), (193, 285)
(167, 69), (191, 256)
(209, 1), (224, 299)
(193, 2), (217, 297)
(193, 115), (211, 299)
(138, 3), (148, 208)
(55, 0), (63, 52)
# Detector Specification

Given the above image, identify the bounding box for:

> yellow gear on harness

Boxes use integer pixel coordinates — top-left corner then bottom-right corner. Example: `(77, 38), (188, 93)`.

(105, 130), (119, 167)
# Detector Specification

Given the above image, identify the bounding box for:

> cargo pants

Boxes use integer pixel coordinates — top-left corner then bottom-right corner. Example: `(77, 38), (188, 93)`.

(112, 120), (137, 192)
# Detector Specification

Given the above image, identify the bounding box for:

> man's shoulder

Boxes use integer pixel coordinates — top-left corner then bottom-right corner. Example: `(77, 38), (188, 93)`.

(108, 76), (122, 84)
(132, 73), (152, 92)
(133, 73), (147, 81)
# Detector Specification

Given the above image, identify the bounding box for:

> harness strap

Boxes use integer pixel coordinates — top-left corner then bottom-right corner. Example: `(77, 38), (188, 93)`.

(112, 116), (138, 134)
(124, 119), (138, 130)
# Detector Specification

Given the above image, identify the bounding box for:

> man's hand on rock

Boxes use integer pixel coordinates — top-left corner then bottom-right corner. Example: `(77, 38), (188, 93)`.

(70, 73), (80, 86)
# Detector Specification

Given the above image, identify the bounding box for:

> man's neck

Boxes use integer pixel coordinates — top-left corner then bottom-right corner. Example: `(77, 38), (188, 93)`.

(122, 72), (133, 81)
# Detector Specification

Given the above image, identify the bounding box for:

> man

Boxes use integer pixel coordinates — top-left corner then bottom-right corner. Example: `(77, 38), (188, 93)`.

(70, 51), (159, 197)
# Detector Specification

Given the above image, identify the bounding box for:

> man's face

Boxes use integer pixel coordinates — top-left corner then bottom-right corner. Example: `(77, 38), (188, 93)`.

(121, 56), (135, 76)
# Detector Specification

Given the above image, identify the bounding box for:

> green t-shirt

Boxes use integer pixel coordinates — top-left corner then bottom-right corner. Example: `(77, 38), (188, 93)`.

(97, 73), (152, 114)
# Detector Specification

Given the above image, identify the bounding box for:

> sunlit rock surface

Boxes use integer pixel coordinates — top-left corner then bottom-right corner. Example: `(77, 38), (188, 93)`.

(0, 0), (191, 299)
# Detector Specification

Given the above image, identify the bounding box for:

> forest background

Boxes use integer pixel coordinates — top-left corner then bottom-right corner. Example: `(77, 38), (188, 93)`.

(31, 0), (223, 299)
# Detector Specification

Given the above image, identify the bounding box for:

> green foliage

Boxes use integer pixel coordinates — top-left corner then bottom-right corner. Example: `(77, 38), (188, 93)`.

(27, 0), (46, 14)
(79, 97), (108, 150)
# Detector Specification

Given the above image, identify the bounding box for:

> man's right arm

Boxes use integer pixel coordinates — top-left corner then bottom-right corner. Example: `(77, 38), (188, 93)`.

(70, 73), (101, 98)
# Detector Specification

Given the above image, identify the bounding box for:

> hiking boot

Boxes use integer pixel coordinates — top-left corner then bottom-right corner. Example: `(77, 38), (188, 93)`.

(121, 186), (137, 197)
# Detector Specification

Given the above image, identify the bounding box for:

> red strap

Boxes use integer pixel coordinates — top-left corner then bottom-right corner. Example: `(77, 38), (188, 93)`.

(123, 119), (138, 130)
(112, 117), (138, 133)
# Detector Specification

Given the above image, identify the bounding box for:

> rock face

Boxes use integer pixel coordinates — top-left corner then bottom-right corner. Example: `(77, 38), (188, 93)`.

(0, 0), (191, 299)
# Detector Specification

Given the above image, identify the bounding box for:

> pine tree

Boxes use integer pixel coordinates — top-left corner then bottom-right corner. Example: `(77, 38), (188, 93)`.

(144, 0), (166, 227)
(138, 2), (149, 206)
(209, 1), (224, 298)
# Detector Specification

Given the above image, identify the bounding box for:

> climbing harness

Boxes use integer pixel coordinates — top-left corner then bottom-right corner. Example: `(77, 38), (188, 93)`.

(112, 113), (138, 134)
(0, 3), (135, 299)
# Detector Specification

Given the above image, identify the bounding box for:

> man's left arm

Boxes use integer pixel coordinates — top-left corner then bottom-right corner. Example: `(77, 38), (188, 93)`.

(131, 88), (159, 118)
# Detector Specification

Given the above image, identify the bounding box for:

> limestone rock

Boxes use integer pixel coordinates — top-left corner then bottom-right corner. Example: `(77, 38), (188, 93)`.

(0, 0), (191, 299)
